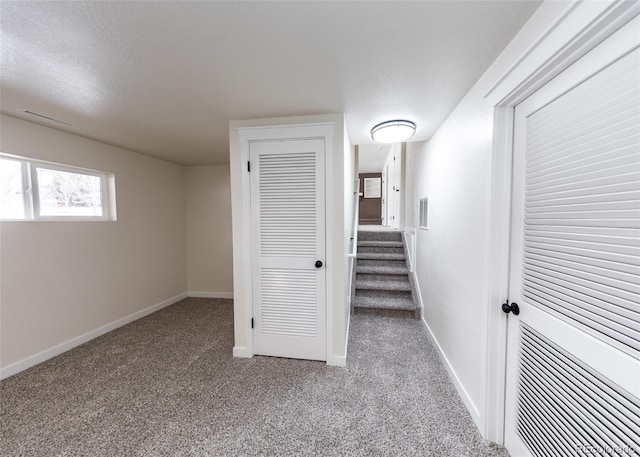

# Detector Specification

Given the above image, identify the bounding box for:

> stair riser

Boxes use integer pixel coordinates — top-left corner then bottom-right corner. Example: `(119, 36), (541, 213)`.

(353, 294), (415, 310)
(358, 241), (403, 247)
(353, 307), (416, 319)
(357, 273), (410, 282)
(357, 259), (407, 268)
(355, 289), (413, 300)
(355, 267), (409, 275)
(357, 246), (405, 254)
(357, 231), (402, 242)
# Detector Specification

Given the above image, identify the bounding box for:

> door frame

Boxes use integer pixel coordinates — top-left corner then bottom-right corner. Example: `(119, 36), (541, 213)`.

(232, 122), (335, 362)
(481, 0), (640, 444)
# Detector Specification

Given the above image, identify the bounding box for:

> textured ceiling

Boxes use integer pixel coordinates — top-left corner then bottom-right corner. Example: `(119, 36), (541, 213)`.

(0, 1), (541, 166)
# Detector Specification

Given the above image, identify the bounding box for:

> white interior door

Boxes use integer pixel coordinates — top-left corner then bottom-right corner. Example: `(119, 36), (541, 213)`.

(250, 138), (326, 361)
(382, 165), (388, 226)
(504, 17), (640, 457)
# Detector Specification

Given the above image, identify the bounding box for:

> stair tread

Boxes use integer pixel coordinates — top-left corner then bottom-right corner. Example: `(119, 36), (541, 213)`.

(358, 231), (402, 242)
(355, 278), (411, 292)
(353, 294), (416, 311)
(357, 252), (406, 260)
(356, 265), (409, 275)
(357, 241), (403, 247)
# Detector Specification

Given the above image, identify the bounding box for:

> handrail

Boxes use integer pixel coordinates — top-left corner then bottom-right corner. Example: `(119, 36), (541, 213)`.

(347, 192), (359, 258)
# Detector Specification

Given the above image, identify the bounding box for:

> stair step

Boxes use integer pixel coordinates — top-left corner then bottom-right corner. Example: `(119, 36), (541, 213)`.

(355, 278), (411, 292)
(358, 241), (403, 247)
(359, 219), (382, 225)
(355, 265), (408, 275)
(358, 231), (402, 242)
(358, 245), (404, 254)
(353, 307), (417, 319)
(357, 252), (406, 261)
(353, 292), (416, 311)
(357, 272), (410, 282)
(357, 258), (407, 269)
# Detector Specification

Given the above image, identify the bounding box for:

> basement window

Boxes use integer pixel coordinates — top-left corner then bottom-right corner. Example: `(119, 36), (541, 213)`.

(0, 154), (116, 221)
(419, 197), (429, 230)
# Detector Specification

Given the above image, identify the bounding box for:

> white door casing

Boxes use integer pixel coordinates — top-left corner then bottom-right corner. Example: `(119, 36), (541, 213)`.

(393, 144), (402, 230)
(504, 16), (640, 457)
(250, 138), (327, 361)
(382, 165), (388, 226)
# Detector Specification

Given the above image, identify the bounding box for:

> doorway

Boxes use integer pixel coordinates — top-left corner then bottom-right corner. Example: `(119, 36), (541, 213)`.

(358, 172), (382, 225)
(358, 143), (403, 229)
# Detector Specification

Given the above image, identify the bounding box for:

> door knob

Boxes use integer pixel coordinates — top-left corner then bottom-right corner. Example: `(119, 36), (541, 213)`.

(502, 301), (520, 315)
(315, 260), (323, 268)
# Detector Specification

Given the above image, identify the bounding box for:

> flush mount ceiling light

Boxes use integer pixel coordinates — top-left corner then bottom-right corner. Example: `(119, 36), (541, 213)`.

(371, 120), (416, 143)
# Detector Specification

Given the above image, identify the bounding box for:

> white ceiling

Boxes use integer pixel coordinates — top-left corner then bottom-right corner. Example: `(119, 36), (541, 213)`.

(359, 144), (391, 174)
(0, 1), (541, 166)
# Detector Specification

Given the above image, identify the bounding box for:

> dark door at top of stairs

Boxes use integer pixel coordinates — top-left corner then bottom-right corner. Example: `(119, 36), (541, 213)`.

(358, 173), (382, 225)
(354, 229), (419, 319)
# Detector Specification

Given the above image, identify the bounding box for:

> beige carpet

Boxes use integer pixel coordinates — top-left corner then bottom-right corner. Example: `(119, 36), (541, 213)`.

(1, 298), (509, 456)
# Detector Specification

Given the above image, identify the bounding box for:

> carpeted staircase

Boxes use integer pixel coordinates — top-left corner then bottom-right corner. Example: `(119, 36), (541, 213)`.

(353, 229), (420, 319)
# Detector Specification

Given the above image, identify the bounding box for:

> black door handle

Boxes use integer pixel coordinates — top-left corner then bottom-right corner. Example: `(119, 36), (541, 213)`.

(502, 301), (520, 315)
(315, 260), (323, 268)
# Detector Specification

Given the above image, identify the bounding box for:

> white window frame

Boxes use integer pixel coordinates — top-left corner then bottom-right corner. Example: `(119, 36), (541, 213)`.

(0, 153), (116, 221)
(363, 177), (381, 198)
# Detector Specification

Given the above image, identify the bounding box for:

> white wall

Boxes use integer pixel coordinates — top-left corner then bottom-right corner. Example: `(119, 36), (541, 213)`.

(185, 165), (233, 297)
(0, 114), (187, 376)
(404, 0), (574, 430)
(229, 113), (350, 365)
(407, 103), (491, 424)
(343, 119), (356, 355)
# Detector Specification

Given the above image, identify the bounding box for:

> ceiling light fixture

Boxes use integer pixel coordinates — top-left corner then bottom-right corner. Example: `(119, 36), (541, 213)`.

(371, 119), (416, 143)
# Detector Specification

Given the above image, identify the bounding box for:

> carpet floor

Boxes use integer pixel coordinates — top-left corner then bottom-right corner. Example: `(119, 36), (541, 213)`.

(1, 298), (509, 457)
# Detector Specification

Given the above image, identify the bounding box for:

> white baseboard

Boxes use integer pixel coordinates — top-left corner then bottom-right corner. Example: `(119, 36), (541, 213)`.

(0, 292), (188, 381)
(421, 316), (482, 429)
(326, 354), (347, 367)
(232, 346), (252, 358)
(188, 291), (234, 299)
(412, 271), (480, 429)
(327, 310), (350, 367)
(411, 271), (424, 320)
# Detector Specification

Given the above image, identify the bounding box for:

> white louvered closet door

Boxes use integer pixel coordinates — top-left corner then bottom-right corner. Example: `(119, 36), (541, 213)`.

(250, 139), (326, 361)
(504, 16), (640, 457)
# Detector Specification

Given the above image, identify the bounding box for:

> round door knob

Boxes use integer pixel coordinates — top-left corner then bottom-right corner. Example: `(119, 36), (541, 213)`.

(502, 301), (520, 315)
(315, 260), (323, 268)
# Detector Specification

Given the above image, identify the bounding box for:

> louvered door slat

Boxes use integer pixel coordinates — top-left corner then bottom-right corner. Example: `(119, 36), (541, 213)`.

(527, 102), (639, 154)
(528, 126), (639, 175)
(526, 50), (638, 138)
(528, 149), (639, 186)
(524, 226), (639, 242)
(525, 231), (640, 255)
